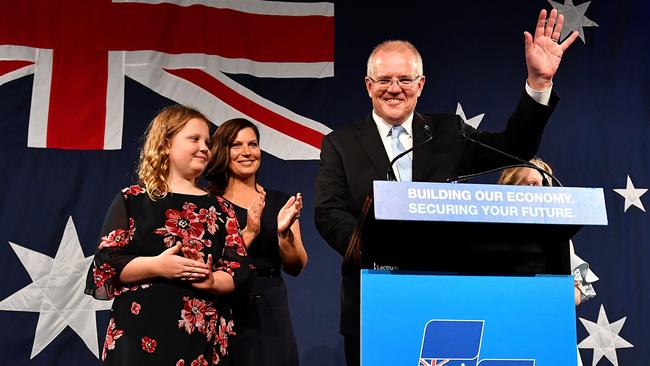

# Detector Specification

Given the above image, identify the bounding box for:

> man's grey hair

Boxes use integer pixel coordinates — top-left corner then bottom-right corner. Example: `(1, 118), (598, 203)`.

(366, 40), (424, 78)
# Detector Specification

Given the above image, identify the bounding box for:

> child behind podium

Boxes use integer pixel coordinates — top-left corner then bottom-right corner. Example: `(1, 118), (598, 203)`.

(497, 157), (597, 304)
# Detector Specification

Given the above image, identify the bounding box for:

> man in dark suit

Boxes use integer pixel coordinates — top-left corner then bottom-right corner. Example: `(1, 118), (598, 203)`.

(314, 9), (578, 366)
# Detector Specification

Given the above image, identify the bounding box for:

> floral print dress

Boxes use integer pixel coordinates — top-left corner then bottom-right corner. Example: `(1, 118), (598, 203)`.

(85, 186), (249, 365)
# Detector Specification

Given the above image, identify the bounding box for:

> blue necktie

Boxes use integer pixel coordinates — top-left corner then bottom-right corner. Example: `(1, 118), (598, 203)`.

(391, 125), (411, 181)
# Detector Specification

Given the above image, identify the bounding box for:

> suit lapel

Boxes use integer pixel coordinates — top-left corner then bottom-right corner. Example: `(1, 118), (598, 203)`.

(412, 112), (435, 181)
(354, 115), (391, 179)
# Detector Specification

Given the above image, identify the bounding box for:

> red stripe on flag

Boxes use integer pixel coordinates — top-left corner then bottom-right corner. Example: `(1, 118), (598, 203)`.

(165, 68), (324, 150)
(47, 50), (107, 149)
(0, 60), (34, 75)
(111, 4), (334, 63)
(0, 2), (333, 63)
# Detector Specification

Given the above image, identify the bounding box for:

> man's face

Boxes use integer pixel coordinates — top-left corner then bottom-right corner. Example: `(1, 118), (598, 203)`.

(365, 48), (425, 125)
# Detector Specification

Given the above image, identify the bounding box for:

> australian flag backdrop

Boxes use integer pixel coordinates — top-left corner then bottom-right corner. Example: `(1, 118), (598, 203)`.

(0, 1), (648, 365)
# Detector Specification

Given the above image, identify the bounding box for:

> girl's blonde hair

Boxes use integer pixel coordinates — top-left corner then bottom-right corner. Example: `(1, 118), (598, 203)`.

(138, 105), (210, 200)
(497, 157), (553, 186)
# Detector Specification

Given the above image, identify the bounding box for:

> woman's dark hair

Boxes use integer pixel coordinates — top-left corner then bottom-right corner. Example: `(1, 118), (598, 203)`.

(205, 118), (261, 195)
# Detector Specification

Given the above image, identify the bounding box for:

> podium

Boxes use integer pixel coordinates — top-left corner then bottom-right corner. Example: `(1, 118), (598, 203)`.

(360, 181), (607, 365)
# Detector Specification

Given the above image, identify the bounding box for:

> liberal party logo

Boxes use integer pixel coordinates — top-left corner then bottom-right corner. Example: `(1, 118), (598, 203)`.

(419, 320), (535, 366)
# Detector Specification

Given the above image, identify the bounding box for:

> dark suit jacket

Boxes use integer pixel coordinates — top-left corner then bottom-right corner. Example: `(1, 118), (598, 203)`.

(314, 91), (558, 335)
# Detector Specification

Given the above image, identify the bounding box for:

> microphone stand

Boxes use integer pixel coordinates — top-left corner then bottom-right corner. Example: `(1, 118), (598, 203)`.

(450, 133), (564, 187)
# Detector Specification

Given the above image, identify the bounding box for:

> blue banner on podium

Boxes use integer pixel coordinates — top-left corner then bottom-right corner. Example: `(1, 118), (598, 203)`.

(361, 270), (577, 366)
(373, 181), (607, 225)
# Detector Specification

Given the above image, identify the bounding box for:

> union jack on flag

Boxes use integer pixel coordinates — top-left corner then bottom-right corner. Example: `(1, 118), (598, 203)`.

(419, 359), (450, 366)
(0, 0), (334, 159)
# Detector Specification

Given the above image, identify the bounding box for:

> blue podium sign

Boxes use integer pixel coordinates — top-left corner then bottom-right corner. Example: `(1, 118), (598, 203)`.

(361, 270), (577, 366)
(373, 181), (607, 225)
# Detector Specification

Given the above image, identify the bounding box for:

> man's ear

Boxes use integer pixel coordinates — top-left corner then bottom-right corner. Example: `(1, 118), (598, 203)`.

(417, 75), (426, 96)
(364, 77), (373, 97)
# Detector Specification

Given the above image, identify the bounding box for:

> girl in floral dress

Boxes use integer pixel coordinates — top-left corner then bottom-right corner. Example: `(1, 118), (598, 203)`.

(85, 105), (249, 365)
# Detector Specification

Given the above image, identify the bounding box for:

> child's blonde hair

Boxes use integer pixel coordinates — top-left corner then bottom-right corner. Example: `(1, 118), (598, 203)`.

(497, 157), (553, 186)
(138, 105), (210, 200)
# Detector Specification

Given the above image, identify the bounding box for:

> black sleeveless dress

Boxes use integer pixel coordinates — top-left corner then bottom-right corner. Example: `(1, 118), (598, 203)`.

(228, 190), (299, 366)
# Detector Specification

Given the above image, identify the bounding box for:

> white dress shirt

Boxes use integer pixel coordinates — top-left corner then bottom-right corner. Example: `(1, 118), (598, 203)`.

(371, 83), (552, 181)
(372, 111), (414, 181)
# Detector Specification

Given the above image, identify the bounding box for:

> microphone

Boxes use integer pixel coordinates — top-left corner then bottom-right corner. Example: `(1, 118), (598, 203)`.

(386, 124), (433, 181)
(446, 133), (563, 187)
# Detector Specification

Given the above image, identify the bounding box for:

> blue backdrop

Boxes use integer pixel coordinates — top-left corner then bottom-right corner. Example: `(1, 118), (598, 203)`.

(0, 1), (648, 365)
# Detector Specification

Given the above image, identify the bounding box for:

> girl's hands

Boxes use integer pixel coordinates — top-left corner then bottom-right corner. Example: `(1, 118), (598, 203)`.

(155, 243), (210, 280)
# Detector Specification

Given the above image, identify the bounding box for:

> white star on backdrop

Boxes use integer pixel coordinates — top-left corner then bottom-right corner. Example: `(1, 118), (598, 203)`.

(578, 305), (633, 366)
(613, 175), (647, 212)
(548, 0), (599, 43)
(456, 103), (485, 129)
(0, 216), (112, 359)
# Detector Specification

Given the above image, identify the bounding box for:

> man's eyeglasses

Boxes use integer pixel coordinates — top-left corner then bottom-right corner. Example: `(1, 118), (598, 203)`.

(367, 75), (421, 88)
